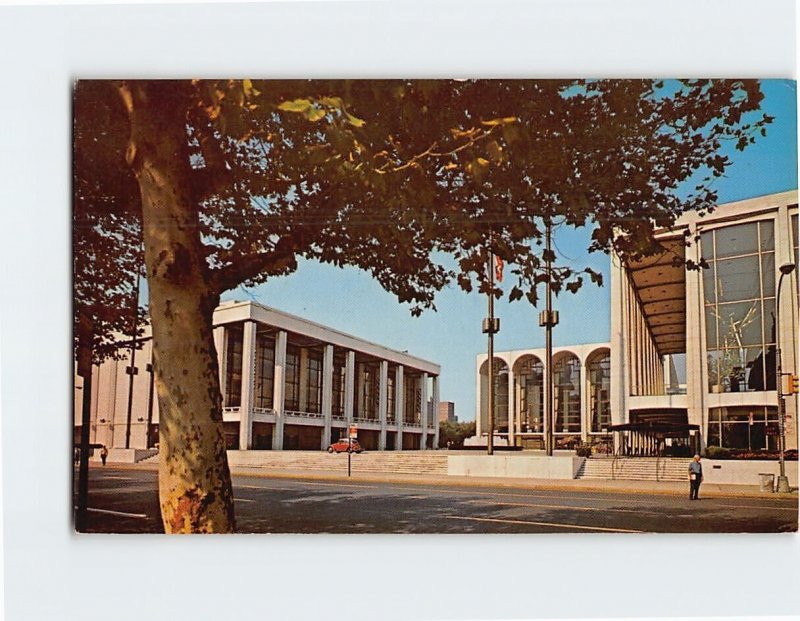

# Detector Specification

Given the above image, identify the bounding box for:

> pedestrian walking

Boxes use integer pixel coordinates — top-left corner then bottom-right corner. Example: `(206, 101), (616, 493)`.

(100, 445), (108, 466)
(688, 453), (703, 499)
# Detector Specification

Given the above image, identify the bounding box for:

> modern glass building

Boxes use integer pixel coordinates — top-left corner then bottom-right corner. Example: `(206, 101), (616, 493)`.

(74, 300), (440, 452)
(476, 191), (798, 455)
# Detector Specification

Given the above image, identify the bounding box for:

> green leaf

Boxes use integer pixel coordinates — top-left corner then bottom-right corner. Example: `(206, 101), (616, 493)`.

(320, 96), (344, 109)
(278, 98), (312, 113)
(305, 107), (327, 122)
(344, 111), (366, 128)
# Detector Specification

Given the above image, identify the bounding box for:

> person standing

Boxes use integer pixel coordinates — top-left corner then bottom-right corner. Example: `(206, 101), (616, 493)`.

(100, 445), (109, 466)
(688, 454), (703, 500)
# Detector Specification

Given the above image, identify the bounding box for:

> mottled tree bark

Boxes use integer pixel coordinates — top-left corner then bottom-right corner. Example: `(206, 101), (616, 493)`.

(117, 81), (235, 533)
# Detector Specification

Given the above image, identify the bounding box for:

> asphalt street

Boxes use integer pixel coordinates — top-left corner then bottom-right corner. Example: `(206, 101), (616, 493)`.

(77, 466), (798, 534)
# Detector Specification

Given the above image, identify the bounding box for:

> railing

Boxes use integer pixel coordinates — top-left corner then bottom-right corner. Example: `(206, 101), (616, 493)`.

(253, 407), (276, 416)
(223, 406), (240, 414)
(284, 409), (324, 419)
(354, 416), (380, 424)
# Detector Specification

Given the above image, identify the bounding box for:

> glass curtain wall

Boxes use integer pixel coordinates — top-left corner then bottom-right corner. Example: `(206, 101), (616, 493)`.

(706, 406), (780, 450)
(702, 220), (776, 392)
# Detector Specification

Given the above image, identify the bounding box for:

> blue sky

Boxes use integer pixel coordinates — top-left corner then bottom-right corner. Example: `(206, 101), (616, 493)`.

(223, 79), (798, 421)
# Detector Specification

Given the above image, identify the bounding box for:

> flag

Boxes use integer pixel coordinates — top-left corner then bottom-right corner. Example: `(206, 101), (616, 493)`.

(495, 255), (504, 282)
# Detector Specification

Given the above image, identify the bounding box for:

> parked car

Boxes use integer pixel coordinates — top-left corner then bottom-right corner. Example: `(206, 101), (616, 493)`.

(327, 438), (363, 453)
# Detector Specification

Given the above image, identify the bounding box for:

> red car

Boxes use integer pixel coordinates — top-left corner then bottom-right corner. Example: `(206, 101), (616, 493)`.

(327, 438), (363, 453)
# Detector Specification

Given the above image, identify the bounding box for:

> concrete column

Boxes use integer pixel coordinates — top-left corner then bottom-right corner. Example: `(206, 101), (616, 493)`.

(395, 365), (404, 450)
(321, 345), (334, 449)
(610, 255), (628, 428)
(507, 367), (516, 447)
(686, 225), (707, 448)
(344, 351), (355, 426)
(271, 330), (287, 450)
(420, 372), (429, 450)
(239, 321), (257, 450)
(213, 325), (227, 400)
(378, 360), (388, 450)
(432, 375), (441, 449)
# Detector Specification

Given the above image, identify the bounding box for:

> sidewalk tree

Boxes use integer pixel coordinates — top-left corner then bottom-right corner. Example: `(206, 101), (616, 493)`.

(73, 80), (145, 530)
(75, 79), (770, 532)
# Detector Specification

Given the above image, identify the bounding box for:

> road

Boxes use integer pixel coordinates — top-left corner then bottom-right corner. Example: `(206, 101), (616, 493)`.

(78, 466), (798, 534)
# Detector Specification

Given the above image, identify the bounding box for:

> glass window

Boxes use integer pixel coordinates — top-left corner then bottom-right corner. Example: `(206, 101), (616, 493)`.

(704, 220), (776, 393)
(713, 222), (759, 259)
(553, 354), (581, 433)
(759, 220), (775, 251)
(518, 357), (544, 433)
(332, 355), (346, 419)
(224, 324), (243, 407)
(588, 353), (611, 432)
(305, 350), (322, 414)
(285, 346), (300, 411)
(715, 300), (764, 348)
(715, 255), (761, 303)
(255, 333), (275, 409)
(386, 370), (395, 423)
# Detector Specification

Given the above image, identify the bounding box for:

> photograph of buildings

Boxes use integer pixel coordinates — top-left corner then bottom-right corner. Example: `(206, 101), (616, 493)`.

(72, 79), (798, 535)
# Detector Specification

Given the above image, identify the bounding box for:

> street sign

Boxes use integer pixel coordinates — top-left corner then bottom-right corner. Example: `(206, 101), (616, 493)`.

(348, 424), (358, 439)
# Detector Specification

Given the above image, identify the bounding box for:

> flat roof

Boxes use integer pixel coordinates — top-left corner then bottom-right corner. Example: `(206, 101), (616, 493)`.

(214, 300), (440, 375)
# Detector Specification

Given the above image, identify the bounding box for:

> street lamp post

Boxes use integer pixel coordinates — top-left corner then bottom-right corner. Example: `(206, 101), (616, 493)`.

(775, 261), (795, 493)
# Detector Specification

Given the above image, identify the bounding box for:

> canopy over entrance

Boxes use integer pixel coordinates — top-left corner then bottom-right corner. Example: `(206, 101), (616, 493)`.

(609, 409), (699, 456)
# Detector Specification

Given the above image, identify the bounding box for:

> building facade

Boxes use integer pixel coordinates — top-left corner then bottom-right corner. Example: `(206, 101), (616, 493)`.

(476, 191), (798, 455)
(74, 301), (441, 452)
(476, 343), (612, 449)
(438, 401), (456, 423)
(612, 190), (798, 454)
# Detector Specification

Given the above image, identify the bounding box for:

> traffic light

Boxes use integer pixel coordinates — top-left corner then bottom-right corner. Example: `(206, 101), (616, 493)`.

(783, 374), (800, 395)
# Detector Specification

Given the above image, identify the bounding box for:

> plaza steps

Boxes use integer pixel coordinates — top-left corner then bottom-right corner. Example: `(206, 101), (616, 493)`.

(576, 457), (692, 482)
(227, 450), (450, 475)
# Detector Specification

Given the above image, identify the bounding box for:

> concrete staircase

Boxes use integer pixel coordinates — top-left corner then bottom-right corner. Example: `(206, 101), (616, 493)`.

(576, 457), (692, 482)
(226, 450), (449, 475)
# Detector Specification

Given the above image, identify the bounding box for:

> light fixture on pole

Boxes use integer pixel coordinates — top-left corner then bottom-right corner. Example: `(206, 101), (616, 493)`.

(775, 261), (795, 494)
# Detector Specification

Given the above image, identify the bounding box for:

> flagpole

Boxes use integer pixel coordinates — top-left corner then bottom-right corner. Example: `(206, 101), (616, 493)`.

(487, 246), (495, 456)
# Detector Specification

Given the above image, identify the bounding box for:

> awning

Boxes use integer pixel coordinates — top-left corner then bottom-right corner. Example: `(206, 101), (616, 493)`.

(624, 236), (687, 356)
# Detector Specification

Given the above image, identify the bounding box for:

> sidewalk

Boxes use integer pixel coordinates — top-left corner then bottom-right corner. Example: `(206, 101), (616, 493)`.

(111, 461), (799, 500)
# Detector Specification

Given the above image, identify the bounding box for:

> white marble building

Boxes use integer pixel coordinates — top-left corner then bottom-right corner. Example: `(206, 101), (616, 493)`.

(75, 300), (440, 452)
(477, 190), (799, 455)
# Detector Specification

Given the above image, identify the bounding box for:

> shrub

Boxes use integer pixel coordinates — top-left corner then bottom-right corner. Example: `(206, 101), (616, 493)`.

(704, 446), (731, 459)
(575, 444), (592, 457)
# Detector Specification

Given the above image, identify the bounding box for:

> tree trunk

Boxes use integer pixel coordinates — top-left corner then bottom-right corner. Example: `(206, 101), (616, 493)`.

(75, 313), (93, 532)
(118, 81), (235, 533)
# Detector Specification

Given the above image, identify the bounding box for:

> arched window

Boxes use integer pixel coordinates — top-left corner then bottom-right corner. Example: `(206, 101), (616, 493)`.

(479, 358), (510, 434)
(553, 353), (581, 434)
(514, 356), (544, 433)
(587, 349), (611, 433)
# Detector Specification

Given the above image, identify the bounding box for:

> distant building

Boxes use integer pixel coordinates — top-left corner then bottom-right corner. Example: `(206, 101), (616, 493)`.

(74, 300), (441, 452)
(438, 401), (457, 423)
